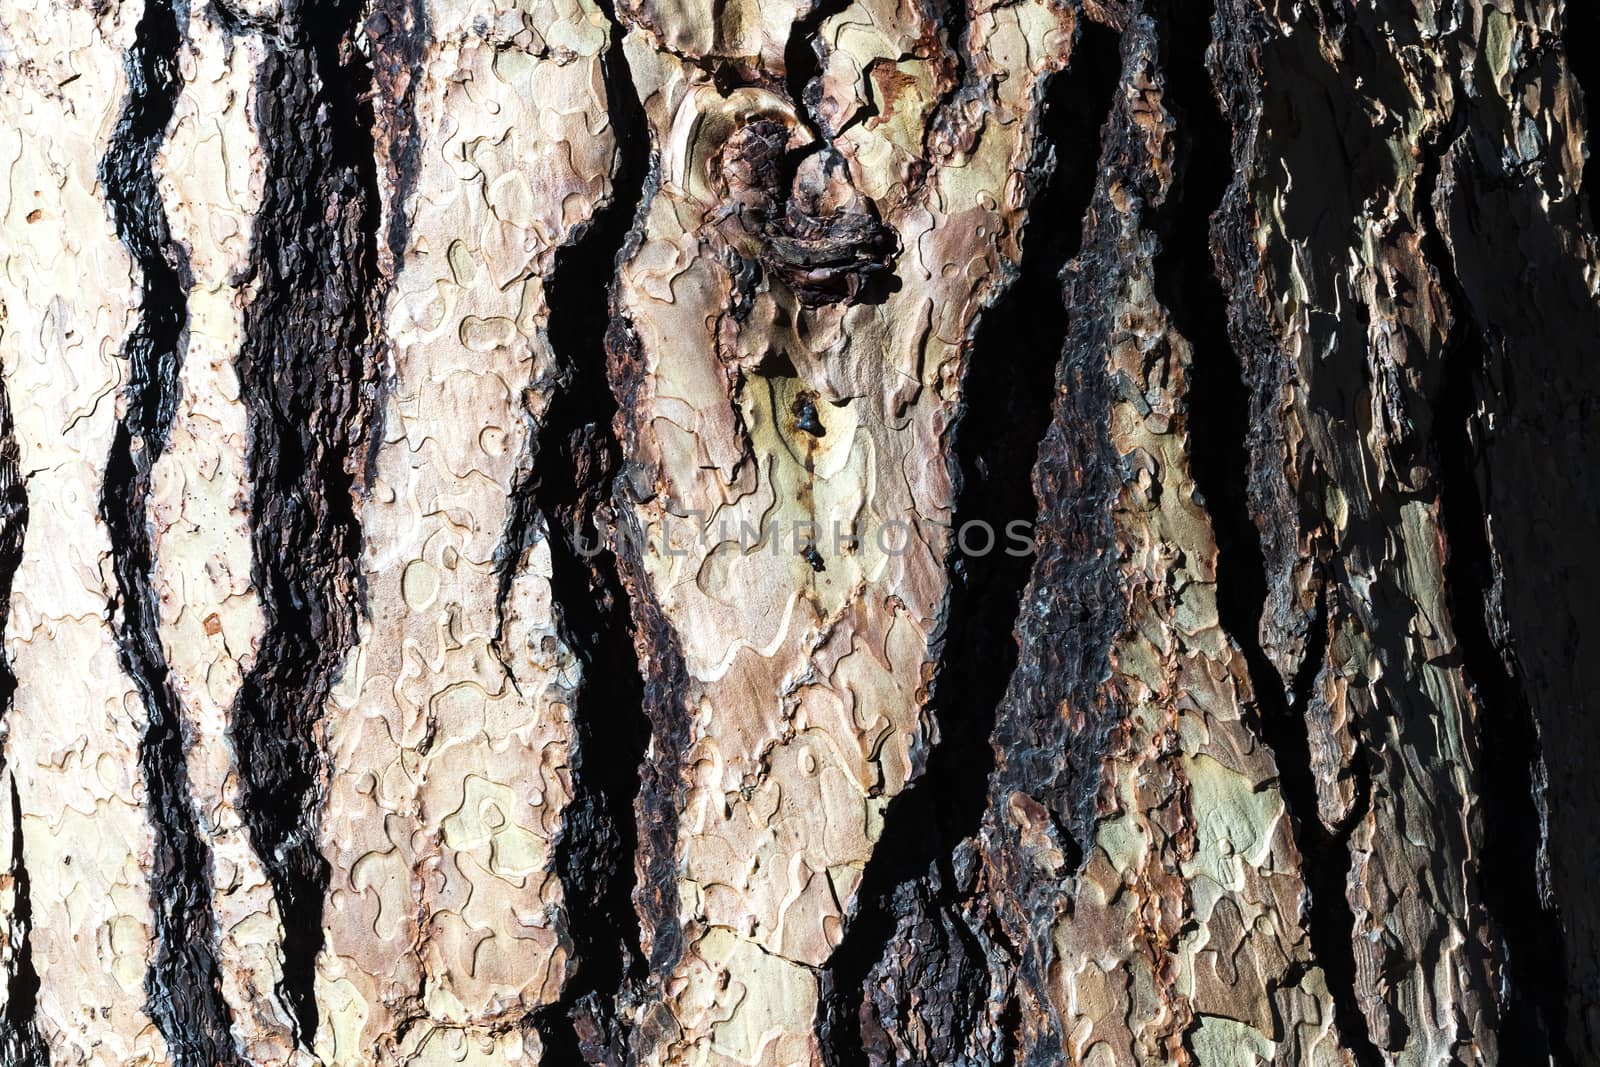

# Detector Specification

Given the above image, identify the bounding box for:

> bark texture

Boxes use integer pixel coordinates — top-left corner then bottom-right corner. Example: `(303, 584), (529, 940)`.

(2, 0), (1599, 1065)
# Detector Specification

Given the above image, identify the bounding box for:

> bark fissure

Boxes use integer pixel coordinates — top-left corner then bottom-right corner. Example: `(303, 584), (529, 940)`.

(230, 0), (383, 1046)
(1, 778), (42, 1066)
(783, 0), (854, 137)
(605, 410), (701, 1054)
(1421, 121), (1570, 1061)
(813, 21), (1122, 1065)
(1562, 1), (1598, 232)
(606, 334), (695, 989)
(510, 4), (656, 1061)
(1, 384), (43, 1063)
(600, 158), (698, 1017)
(985, 173), (1130, 1067)
(99, 3), (244, 1059)
(1161, 6), (1380, 1063)
(369, 0), (429, 269)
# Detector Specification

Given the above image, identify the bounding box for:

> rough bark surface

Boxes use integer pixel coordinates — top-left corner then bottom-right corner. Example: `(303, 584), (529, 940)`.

(2, 0), (1598, 1065)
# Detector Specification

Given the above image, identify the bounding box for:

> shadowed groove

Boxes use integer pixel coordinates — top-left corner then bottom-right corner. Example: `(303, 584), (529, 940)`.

(228, 0), (384, 1046)
(1156, 3), (1381, 1062)
(506, 1), (656, 1060)
(1, 359), (45, 1064)
(814, 20), (1123, 1064)
(1419, 114), (1571, 1062)
(99, 1), (244, 1059)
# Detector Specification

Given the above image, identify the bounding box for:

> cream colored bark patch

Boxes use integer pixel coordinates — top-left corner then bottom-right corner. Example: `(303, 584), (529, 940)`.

(314, 2), (615, 1060)
(0, 1), (166, 1062)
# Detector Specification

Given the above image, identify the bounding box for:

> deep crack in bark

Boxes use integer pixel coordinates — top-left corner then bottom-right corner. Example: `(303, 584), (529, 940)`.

(506, 3), (655, 1061)
(1562, 0), (1598, 234)
(783, 0), (854, 139)
(604, 231), (695, 995)
(1168, 5), (1382, 1063)
(0, 380), (44, 1066)
(813, 20), (1122, 1065)
(229, 0), (384, 1046)
(1420, 119), (1571, 1062)
(597, 155), (704, 1058)
(100, 2), (245, 1059)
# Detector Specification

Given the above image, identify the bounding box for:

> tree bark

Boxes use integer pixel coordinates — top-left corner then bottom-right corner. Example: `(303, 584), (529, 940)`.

(2, 0), (1597, 1065)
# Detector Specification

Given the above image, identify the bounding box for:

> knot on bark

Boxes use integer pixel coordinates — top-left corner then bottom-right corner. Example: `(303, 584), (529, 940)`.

(762, 149), (897, 307)
(714, 121), (897, 307)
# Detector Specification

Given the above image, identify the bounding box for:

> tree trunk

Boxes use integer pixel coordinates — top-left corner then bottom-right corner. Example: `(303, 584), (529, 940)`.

(2, 0), (1597, 1064)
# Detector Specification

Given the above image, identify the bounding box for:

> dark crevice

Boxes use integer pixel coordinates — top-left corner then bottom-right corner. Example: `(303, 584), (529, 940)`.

(229, 0), (384, 1048)
(783, 0), (853, 139)
(99, 2), (244, 1061)
(1, 778), (45, 1066)
(367, 0), (430, 267)
(1563, 0), (1598, 233)
(813, 25), (1121, 1066)
(1, 382), (44, 1064)
(510, 3), (654, 1063)
(1158, 5), (1381, 1064)
(778, 0), (852, 207)
(1420, 130), (1572, 1064)
(603, 307), (697, 1064)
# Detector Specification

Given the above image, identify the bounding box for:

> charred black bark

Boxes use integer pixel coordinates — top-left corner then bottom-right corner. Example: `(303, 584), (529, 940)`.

(961, 18), (1183, 1067)
(605, 305), (690, 957)
(229, 0), (383, 1047)
(854, 858), (997, 1067)
(0, 385), (44, 1067)
(600, 163), (701, 1060)
(366, 0), (429, 267)
(99, 3), (243, 1060)
(813, 19), (1121, 1066)
(980, 192), (1130, 1067)
(511, 5), (655, 1061)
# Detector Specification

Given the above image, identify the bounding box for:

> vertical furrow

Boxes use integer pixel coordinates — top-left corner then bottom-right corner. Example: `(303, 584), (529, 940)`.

(976, 5), (1350, 1063)
(606, 0), (1082, 1054)
(1422, 145), (1570, 1057)
(1162, 2), (1380, 1061)
(98, 0), (244, 1060)
(230, 0), (383, 1047)
(1433, 2), (1600, 1054)
(0, 381), (45, 1064)
(813, 19), (1122, 1065)
(518, 1), (655, 1060)
(603, 256), (695, 994)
